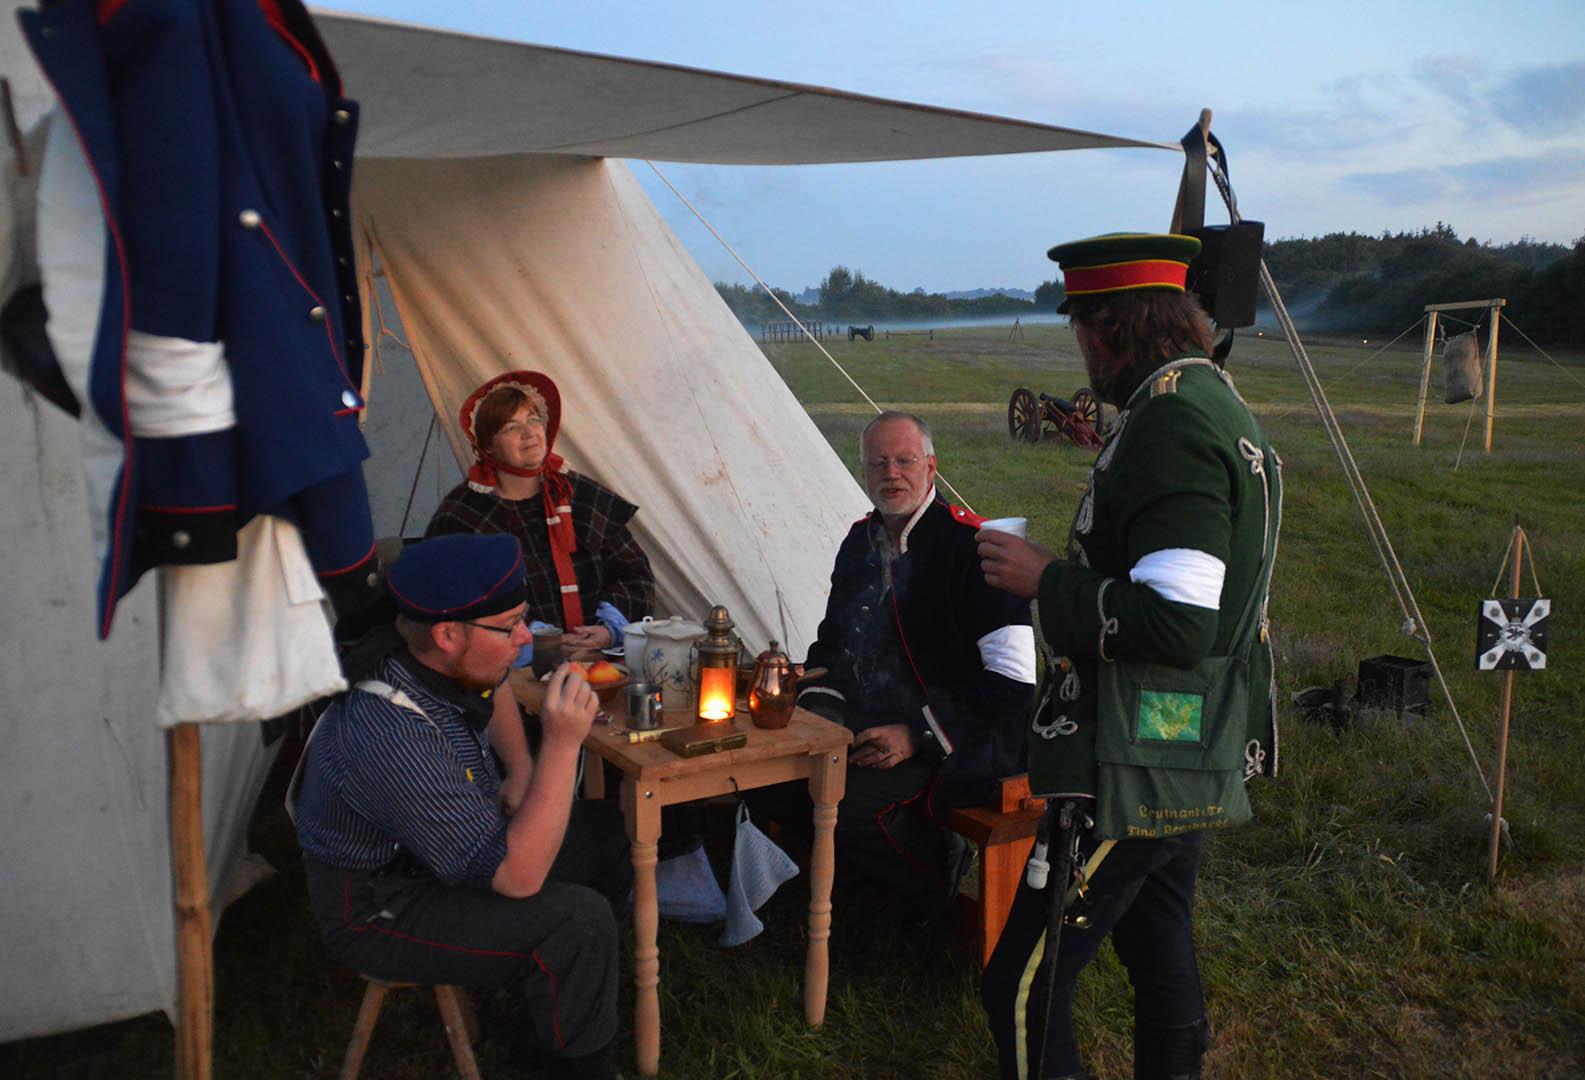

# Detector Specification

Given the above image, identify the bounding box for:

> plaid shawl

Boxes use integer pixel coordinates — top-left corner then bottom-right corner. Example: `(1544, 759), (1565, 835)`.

(425, 472), (654, 630)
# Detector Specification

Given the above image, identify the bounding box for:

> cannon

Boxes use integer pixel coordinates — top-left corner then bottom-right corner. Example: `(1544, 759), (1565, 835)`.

(1006, 386), (1107, 450)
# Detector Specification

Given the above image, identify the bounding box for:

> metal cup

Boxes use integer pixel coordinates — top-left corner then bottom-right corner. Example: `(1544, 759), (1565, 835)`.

(531, 626), (564, 677)
(625, 682), (664, 730)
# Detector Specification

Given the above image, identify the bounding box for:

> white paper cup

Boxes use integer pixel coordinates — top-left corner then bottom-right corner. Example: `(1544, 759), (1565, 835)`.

(980, 516), (1028, 538)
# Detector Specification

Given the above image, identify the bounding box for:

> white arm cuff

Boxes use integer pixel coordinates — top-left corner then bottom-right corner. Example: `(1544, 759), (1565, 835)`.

(978, 624), (1036, 684)
(126, 332), (235, 437)
(1130, 548), (1225, 610)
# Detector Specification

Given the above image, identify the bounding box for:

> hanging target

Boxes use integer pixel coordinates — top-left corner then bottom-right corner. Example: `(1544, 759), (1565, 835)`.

(1476, 598), (1549, 670)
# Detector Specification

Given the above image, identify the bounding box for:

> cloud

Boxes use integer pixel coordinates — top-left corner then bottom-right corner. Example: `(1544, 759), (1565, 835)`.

(1405, 57), (1585, 139)
(1410, 55), (1487, 129)
(1341, 147), (1585, 208)
(1224, 73), (1428, 161)
(1490, 61), (1585, 137)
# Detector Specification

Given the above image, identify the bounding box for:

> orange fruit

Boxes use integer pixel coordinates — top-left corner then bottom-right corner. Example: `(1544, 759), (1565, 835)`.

(587, 660), (624, 684)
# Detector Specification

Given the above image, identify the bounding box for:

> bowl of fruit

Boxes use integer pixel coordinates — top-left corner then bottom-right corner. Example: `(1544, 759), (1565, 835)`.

(577, 659), (631, 707)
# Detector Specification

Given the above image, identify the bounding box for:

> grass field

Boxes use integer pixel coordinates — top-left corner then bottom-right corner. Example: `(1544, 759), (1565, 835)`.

(5, 324), (1582, 1078)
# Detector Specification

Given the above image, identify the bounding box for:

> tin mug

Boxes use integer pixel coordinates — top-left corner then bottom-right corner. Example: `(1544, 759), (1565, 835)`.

(625, 682), (664, 730)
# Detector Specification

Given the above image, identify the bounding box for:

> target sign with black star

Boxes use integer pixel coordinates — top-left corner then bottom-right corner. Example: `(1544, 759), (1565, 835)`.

(1476, 598), (1549, 671)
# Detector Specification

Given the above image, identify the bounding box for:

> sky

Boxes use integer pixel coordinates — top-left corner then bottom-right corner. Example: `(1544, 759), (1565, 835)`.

(318, 0), (1585, 297)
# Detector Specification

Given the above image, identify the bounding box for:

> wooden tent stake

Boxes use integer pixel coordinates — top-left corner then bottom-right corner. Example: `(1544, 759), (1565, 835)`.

(168, 723), (214, 1079)
(1485, 524), (1525, 881)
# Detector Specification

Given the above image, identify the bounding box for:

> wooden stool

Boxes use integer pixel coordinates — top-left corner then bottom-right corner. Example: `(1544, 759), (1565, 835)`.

(947, 774), (1046, 970)
(340, 976), (482, 1080)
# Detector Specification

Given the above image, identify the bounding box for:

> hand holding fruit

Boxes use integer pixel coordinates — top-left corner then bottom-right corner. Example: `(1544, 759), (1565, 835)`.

(540, 662), (599, 746)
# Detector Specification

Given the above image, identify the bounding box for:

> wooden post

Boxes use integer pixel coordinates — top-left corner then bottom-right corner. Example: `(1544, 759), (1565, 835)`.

(1418, 299), (1508, 447)
(168, 723), (214, 1080)
(1413, 310), (1438, 445)
(1486, 524), (1523, 880)
(1483, 305), (1501, 453)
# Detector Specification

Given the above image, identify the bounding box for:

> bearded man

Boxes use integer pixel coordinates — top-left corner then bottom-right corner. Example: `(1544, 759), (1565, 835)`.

(295, 533), (630, 1079)
(977, 233), (1281, 1080)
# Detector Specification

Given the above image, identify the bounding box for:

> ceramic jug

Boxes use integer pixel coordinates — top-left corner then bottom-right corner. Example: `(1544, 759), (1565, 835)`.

(638, 615), (706, 710)
(622, 617), (652, 674)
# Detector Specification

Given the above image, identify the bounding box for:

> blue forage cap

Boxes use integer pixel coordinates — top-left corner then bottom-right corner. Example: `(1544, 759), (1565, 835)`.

(387, 534), (528, 623)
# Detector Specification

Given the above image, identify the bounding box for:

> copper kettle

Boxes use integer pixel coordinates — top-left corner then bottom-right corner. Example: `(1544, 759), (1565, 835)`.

(747, 641), (824, 730)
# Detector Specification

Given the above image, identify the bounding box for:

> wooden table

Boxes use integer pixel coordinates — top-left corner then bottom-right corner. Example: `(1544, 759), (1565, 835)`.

(578, 704), (850, 1077)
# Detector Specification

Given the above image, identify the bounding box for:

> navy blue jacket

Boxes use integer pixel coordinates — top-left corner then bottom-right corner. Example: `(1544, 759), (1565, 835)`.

(803, 494), (1035, 817)
(21, 0), (378, 636)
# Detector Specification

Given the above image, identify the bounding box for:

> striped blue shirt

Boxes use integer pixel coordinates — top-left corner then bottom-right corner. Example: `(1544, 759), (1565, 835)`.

(295, 651), (508, 888)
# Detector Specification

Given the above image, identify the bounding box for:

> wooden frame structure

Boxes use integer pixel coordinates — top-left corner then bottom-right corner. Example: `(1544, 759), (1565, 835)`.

(1413, 298), (1506, 451)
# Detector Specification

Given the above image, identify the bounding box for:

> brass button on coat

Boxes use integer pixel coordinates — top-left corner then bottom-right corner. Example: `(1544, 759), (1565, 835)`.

(308, 306), (327, 322)
(341, 389), (359, 408)
(238, 209), (261, 229)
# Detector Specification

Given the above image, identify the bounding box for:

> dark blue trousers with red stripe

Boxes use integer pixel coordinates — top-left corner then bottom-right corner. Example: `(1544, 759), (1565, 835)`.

(304, 801), (630, 1062)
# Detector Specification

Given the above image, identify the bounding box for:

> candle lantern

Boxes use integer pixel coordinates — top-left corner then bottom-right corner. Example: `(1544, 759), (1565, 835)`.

(695, 604), (739, 721)
(662, 603), (748, 757)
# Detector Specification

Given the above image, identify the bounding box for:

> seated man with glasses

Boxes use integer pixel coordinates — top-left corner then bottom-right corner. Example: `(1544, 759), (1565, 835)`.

(295, 533), (631, 1080)
(754, 411), (1036, 933)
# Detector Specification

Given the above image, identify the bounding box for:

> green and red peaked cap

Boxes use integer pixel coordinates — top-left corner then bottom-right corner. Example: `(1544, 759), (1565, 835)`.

(388, 534), (529, 623)
(459, 369), (562, 455)
(1047, 232), (1202, 313)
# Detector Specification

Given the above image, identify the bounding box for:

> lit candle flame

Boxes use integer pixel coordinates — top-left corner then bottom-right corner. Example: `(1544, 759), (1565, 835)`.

(698, 666), (736, 721)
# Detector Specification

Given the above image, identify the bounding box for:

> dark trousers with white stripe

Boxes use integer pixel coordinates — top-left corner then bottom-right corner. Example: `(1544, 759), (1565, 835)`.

(982, 831), (1206, 1079)
(305, 800), (631, 1061)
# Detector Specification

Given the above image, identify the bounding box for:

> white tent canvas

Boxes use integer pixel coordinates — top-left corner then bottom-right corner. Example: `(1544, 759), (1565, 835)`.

(0, 6), (1173, 1043)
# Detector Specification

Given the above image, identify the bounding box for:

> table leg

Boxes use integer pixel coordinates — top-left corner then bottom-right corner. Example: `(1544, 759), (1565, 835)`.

(621, 780), (662, 1076)
(582, 747), (605, 799)
(804, 747), (846, 1028)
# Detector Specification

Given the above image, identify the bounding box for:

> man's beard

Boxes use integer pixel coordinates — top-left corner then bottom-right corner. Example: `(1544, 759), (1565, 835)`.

(446, 654), (505, 695)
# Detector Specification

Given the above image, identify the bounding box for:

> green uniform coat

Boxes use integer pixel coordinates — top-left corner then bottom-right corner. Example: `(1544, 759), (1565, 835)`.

(1028, 357), (1281, 813)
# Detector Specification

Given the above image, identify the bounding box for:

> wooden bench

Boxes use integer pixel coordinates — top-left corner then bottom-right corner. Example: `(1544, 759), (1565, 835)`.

(947, 774), (1046, 970)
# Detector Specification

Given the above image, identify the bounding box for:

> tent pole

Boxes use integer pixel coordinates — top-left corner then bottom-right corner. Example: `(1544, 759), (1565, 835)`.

(168, 723), (214, 1080)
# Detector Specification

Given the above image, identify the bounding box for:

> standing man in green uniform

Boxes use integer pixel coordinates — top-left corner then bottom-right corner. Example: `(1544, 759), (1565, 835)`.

(976, 233), (1281, 1080)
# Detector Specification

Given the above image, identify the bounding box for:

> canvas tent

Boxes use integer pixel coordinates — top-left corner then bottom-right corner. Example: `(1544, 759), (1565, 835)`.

(0, 6), (1176, 1043)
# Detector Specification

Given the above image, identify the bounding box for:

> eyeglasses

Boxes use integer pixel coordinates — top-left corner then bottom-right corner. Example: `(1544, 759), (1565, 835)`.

(862, 455), (925, 472)
(497, 418), (546, 438)
(463, 615), (528, 636)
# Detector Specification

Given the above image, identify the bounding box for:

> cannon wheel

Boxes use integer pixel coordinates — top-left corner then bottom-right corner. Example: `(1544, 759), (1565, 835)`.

(1070, 387), (1100, 430)
(1008, 387), (1042, 443)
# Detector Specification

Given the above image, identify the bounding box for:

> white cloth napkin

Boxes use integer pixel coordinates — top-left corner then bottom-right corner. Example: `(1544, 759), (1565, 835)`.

(719, 802), (800, 947)
(655, 844), (727, 924)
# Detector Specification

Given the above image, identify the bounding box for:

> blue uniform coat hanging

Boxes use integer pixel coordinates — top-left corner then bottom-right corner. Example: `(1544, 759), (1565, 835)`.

(20, 0), (378, 636)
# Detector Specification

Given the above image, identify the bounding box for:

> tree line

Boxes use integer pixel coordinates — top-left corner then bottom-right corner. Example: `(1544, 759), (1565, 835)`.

(716, 227), (1585, 345)
(1258, 224), (1584, 345)
(714, 264), (1038, 325)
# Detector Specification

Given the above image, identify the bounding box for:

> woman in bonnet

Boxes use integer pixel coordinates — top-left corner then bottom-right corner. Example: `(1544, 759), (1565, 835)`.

(426, 370), (655, 657)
